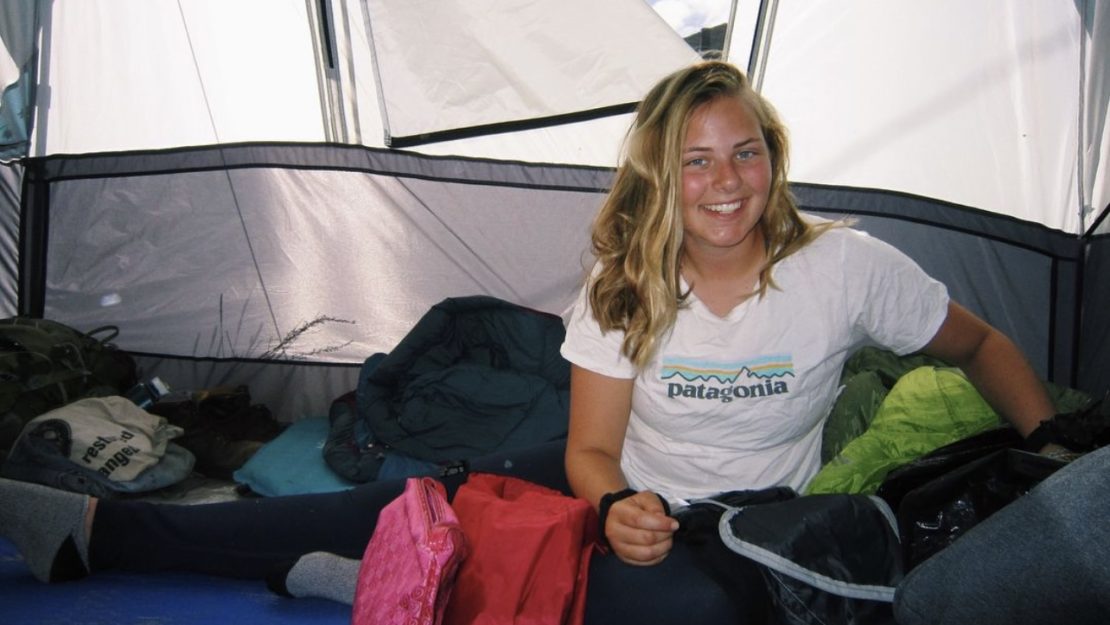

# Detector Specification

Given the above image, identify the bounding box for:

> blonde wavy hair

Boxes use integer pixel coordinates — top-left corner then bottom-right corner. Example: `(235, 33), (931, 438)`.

(588, 61), (837, 369)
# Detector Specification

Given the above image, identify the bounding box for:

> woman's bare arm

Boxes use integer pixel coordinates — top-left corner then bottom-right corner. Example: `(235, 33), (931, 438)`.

(565, 365), (678, 565)
(921, 302), (1055, 438)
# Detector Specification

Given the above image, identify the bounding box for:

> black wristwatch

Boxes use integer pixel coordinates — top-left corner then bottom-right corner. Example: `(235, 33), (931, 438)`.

(1022, 420), (1056, 452)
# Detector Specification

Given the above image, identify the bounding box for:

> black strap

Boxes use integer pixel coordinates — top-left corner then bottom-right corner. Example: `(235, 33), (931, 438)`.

(1022, 420), (1055, 452)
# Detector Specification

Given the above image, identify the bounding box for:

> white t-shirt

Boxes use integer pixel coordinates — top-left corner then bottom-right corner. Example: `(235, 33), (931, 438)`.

(560, 225), (949, 503)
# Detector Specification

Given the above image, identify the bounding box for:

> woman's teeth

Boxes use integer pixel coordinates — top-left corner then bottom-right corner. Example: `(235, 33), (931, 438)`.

(703, 200), (742, 213)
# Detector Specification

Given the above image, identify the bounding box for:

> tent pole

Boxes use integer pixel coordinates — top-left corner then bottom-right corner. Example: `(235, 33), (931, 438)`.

(1071, 248), (1085, 390)
(721, 0), (738, 62)
(17, 158), (47, 318)
(747, 0), (779, 92)
(358, 0), (392, 147)
(1083, 201), (1109, 238)
(1076, 0), (1091, 235)
(307, 0), (355, 144)
(306, 0), (338, 143)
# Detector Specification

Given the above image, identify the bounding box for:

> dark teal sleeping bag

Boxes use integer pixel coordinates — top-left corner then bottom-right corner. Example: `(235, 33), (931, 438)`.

(326, 296), (570, 481)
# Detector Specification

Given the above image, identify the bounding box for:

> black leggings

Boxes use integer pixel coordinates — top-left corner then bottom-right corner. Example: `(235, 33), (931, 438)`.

(89, 441), (765, 623)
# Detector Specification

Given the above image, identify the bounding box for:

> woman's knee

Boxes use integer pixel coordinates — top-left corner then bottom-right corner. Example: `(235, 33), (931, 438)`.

(583, 542), (764, 624)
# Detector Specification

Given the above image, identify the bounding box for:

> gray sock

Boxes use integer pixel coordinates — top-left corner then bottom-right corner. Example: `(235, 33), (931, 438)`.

(284, 551), (361, 605)
(0, 477), (91, 582)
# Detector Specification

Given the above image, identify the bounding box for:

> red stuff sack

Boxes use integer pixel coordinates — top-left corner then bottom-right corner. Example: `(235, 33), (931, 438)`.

(444, 473), (599, 625)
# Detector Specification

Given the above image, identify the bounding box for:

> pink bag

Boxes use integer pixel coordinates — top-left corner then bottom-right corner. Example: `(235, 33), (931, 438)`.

(352, 477), (469, 625)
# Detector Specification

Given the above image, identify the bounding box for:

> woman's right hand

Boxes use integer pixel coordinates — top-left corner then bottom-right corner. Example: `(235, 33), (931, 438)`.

(604, 491), (679, 566)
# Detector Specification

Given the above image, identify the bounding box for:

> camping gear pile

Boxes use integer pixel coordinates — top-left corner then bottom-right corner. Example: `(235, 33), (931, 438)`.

(0, 1), (1106, 623)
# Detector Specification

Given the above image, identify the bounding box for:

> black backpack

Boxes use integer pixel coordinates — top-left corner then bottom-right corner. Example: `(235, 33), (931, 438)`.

(0, 317), (139, 457)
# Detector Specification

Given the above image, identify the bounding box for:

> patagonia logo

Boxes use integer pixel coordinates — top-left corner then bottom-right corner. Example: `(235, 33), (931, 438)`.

(662, 354), (794, 403)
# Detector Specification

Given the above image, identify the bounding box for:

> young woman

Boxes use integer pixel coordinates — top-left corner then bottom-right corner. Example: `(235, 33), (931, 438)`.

(1, 61), (1056, 623)
(560, 60), (1053, 568)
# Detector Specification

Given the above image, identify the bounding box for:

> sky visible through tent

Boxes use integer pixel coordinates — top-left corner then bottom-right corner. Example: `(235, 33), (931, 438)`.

(647, 0), (731, 36)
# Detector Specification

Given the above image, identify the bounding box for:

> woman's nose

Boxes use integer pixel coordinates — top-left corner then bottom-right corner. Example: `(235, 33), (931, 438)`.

(713, 162), (741, 191)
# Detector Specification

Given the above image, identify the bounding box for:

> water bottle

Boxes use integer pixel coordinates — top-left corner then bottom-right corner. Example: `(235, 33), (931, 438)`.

(125, 376), (171, 409)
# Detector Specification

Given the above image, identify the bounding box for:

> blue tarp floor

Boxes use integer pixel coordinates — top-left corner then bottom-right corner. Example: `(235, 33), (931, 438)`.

(0, 537), (350, 625)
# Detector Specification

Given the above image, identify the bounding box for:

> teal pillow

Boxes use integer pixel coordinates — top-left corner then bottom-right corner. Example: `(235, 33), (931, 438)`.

(233, 416), (358, 496)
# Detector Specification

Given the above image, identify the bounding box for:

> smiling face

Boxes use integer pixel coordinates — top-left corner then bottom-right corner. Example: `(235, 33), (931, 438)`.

(680, 95), (772, 267)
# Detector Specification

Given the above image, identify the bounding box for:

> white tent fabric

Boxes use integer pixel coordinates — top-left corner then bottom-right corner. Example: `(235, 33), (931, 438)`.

(1084, 0), (1110, 236)
(748, 0), (1105, 235)
(39, 0), (325, 153)
(1, 0), (1106, 420)
(361, 0), (696, 146)
(26, 0), (1106, 217)
(31, 0), (697, 166)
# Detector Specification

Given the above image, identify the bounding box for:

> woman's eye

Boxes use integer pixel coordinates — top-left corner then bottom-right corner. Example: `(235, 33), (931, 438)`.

(736, 150), (757, 161)
(684, 158), (707, 167)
